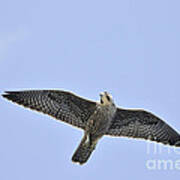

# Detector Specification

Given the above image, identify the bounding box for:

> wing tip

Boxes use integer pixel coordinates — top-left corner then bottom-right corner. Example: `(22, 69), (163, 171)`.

(174, 139), (180, 147)
(1, 91), (20, 102)
(3, 91), (20, 94)
(2, 92), (11, 99)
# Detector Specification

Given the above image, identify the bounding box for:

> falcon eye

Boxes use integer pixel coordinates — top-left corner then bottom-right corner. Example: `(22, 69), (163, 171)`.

(100, 99), (104, 104)
(106, 95), (110, 102)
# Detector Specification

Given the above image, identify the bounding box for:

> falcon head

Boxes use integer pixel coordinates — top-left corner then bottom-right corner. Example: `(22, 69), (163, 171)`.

(100, 91), (114, 106)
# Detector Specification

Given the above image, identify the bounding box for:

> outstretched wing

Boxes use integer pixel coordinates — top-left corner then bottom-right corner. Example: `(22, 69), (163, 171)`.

(106, 108), (180, 147)
(2, 90), (97, 129)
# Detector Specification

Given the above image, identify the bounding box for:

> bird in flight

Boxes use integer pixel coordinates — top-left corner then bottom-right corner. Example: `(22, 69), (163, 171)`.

(2, 90), (180, 165)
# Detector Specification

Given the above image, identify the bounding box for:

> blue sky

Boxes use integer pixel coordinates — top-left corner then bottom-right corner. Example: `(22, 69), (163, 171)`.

(1, 0), (180, 179)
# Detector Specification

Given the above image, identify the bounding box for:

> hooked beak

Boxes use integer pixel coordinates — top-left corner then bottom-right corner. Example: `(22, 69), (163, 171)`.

(100, 92), (104, 97)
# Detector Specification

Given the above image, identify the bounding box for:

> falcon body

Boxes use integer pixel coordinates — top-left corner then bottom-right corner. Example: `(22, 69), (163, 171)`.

(2, 89), (180, 164)
(72, 92), (116, 164)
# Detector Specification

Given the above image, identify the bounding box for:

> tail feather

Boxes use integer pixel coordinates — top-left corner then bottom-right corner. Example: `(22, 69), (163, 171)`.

(72, 135), (97, 165)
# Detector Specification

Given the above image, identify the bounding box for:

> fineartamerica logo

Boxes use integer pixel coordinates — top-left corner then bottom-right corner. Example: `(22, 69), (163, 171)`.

(145, 142), (180, 170)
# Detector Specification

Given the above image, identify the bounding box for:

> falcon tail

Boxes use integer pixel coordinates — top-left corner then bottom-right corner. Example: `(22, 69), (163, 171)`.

(72, 134), (97, 165)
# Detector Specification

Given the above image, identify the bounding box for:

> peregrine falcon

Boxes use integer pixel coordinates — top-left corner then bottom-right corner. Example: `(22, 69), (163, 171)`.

(2, 90), (180, 165)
